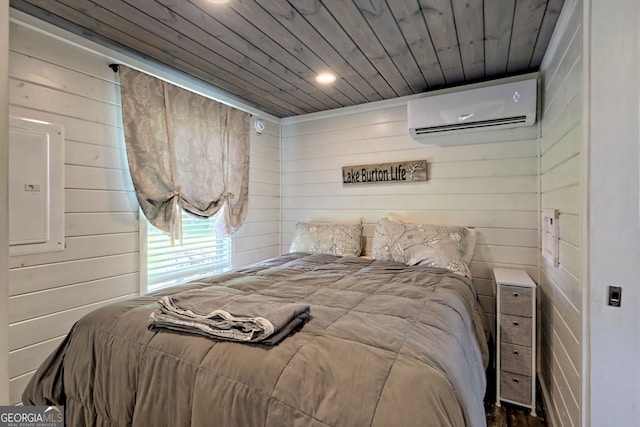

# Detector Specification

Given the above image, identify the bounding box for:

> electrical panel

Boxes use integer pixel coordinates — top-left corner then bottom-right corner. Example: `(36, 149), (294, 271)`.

(9, 116), (65, 256)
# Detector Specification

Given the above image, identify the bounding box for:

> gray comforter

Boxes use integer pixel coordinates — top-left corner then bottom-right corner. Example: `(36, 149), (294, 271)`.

(23, 253), (490, 427)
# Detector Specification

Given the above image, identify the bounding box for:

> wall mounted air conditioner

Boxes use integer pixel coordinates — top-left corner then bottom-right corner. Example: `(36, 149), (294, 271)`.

(407, 77), (538, 140)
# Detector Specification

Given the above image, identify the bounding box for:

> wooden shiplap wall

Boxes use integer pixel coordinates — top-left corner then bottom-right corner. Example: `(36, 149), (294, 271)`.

(281, 102), (540, 330)
(7, 22), (139, 405)
(1, 1), (10, 406)
(538, 0), (583, 425)
(6, 21), (281, 404)
(232, 118), (281, 267)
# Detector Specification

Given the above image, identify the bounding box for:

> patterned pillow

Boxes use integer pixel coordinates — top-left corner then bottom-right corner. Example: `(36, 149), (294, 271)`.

(386, 214), (476, 264)
(371, 218), (467, 275)
(289, 222), (363, 257)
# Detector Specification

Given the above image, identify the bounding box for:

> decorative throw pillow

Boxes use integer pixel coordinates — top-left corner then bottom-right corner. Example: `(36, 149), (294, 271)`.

(383, 215), (477, 265)
(289, 222), (363, 257)
(372, 218), (467, 276)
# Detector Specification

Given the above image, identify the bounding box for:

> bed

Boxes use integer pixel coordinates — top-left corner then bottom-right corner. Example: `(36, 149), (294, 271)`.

(23, 219), (490, 427)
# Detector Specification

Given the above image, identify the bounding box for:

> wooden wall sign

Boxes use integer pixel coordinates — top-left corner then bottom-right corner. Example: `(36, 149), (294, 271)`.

(342, 160), (427, 185)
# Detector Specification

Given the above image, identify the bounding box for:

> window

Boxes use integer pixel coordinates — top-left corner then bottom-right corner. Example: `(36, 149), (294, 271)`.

(146, 211), (231, 292)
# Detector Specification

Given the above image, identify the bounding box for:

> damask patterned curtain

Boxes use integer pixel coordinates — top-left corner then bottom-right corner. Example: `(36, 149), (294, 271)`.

(118, 66), (250, 243)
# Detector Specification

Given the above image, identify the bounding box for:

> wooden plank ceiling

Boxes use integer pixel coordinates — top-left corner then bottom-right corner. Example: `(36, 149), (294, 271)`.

(10, 0), (565, 118)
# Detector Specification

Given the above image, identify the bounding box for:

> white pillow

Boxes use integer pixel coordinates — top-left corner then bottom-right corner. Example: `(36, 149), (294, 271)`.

(463, 227), (477, 264)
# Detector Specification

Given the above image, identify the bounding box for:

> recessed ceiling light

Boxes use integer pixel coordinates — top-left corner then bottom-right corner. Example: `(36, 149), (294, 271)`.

(208, 0), (230, 4)
(315, 72), (337, 84)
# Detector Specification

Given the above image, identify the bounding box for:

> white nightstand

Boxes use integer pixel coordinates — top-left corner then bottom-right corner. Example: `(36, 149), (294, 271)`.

(493, 267), (537, 415)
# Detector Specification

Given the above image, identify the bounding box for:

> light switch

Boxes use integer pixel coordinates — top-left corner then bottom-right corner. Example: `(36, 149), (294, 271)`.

(608, 286), (622, 307)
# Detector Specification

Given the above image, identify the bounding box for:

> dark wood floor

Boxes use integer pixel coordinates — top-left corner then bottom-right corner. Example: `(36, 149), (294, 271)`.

(486, 402), (547, 427)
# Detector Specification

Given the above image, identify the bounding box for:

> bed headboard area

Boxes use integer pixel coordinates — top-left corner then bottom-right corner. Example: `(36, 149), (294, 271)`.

(287, 216), (476, 274)
(282, 212), (533, 334)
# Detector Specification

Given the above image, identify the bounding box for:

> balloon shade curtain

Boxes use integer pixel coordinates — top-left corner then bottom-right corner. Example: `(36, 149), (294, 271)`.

(118, 66), (250, 243)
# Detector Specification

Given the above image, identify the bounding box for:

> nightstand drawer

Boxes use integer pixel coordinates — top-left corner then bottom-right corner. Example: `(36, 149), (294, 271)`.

(500, 371), (532, 404)
(494, 267), (537, 414)
(500, 314), (532, 346)
(500, 343), (532, 375)
(500, 285), (533, 317)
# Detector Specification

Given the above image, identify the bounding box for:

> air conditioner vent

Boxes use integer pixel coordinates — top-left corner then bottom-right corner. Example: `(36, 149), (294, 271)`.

(407, 77), (538, 143)
(412, 116), (528, 135)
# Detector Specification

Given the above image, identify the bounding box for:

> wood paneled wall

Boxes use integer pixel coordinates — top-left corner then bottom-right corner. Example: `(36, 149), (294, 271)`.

(538, 0), (583, 425)
(0, 1), (10, 406)
(281, 102), (540, 331)
(7, 23), (139, 405)
(6, 21), (281, 404)
(232, 118), (281, 267)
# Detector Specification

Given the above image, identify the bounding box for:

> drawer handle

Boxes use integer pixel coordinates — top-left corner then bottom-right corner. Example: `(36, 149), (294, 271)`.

(512, 321), (519, 327)
(513, 350), (519, 357)
(513, 292), (520, 298)
(512, 378), (520, 384)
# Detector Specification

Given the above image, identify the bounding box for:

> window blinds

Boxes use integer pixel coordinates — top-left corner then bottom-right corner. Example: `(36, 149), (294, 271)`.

(147, 211), (230, 292)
